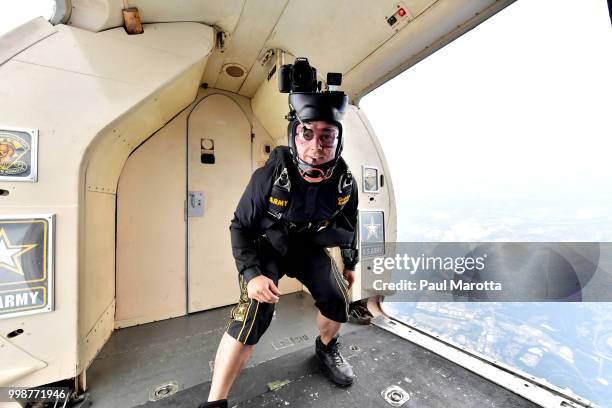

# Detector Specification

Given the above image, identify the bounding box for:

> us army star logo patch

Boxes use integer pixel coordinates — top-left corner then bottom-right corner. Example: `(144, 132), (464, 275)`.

(0, 216), (54, 319)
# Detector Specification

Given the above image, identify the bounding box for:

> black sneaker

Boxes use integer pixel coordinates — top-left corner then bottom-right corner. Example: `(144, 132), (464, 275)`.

(315, 335), (355, 386)
(197, 399), (228, 408)
(348, 304), (372, 325)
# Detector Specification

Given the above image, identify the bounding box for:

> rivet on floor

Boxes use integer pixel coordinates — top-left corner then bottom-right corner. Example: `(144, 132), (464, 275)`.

(149, 381), (180, 401)
(381, 385), (410, 406)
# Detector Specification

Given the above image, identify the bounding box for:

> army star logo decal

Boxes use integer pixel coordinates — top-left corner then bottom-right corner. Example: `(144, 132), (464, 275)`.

(364, 216), (381, 239)
(0, 228), (37, 276)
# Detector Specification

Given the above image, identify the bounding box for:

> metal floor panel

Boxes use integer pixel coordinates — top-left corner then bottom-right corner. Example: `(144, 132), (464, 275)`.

(232, 325), (541, 407)
(85, 292), (365, 408)
(140, 324), (539, 408)
(86, 293), (540, 408)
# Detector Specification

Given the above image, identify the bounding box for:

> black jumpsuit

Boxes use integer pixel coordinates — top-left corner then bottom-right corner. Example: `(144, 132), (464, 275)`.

(225, 147), (359, 345)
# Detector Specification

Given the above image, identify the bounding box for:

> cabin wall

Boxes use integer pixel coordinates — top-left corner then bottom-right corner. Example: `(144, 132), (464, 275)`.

(0, 20), (212, 387)
(79, 63), (205, 372)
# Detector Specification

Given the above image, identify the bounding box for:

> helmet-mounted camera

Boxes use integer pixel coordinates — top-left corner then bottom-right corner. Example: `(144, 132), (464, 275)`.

(279, 58), (318, 93)
(278, 57), (343, 94)
(279, 57), (348, 183)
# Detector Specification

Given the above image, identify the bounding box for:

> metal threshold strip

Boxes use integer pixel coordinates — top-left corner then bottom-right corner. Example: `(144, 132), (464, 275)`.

(372, 315), (599, 408)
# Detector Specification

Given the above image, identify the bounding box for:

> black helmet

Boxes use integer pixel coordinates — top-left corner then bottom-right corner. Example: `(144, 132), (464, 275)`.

(281, 60), (348, 182)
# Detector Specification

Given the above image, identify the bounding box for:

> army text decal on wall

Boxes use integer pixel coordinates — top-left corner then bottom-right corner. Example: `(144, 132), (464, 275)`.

(0, 215), (54, 319)
(0, 127), (39, 182)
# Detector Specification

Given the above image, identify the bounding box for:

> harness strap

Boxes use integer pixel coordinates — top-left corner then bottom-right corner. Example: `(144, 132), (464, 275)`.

(265, 146), (353, 232)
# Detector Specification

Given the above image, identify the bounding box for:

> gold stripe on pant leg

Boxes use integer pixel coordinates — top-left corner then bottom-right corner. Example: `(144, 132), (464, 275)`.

(237, 299), (253, 342)
(226, 274), (247, 333)
(243, 300), (260, 344)
(325, 249), (350, 321)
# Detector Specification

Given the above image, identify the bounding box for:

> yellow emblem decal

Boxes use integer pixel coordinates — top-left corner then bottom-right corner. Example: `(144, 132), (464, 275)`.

(269, 197), (288, 206)
(231, 302), (248, 322)
(0, 132), (31, 176)
(337, 195), (350, 206)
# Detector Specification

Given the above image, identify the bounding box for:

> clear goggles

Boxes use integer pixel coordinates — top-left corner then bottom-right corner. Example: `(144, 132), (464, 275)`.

(298, 124), (339, 148)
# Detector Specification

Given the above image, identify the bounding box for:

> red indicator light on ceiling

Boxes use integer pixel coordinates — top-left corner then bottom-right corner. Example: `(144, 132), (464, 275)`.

(398, 8), (406, 17)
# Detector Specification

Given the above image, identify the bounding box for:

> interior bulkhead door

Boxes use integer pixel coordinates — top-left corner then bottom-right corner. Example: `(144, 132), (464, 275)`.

(187, 94), (252, 313)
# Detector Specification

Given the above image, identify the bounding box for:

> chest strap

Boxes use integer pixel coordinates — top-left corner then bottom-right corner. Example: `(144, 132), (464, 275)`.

(265, 147), (353, 231)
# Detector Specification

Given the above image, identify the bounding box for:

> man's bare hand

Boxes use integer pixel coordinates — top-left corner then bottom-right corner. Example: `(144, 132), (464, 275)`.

(247, 275), (282, 303)
(342, 268), (355, 290)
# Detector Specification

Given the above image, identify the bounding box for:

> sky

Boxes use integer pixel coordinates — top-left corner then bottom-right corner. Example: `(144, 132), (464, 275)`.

(360, 0), (612, 242)
(360, 5), (612, 405)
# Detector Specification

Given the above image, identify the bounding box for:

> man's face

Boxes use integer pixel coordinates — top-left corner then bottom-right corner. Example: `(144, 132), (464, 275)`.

(294, 121), (339, 165)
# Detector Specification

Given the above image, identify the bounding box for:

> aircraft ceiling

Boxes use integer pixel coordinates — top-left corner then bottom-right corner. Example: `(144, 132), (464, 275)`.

(67, 0), (516, 103)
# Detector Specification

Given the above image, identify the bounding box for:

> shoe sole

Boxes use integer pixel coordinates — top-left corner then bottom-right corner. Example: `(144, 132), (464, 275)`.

(348, 316), (371, 325)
